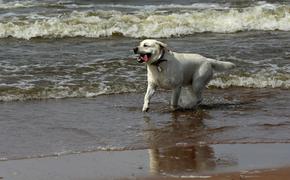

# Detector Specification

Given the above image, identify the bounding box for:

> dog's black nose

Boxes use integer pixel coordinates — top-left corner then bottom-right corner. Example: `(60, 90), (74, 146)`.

(133, 47), (138, 54)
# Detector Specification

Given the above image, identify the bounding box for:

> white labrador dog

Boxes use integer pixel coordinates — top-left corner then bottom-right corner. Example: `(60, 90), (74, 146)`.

(133, 39), (235, 112)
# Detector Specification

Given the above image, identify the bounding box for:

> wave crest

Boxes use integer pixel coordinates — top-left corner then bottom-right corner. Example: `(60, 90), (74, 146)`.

(1, 3), (290, 39)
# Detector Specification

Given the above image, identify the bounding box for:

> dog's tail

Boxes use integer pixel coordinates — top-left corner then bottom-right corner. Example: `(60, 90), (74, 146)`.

(207, 58), (236, 72)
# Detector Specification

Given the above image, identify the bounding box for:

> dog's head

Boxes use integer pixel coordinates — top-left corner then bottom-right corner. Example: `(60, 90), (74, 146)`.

(133, 39), (168, 64)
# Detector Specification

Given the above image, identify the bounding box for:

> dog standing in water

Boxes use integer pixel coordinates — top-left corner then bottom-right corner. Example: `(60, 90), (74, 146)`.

(133, 39), (235, 112)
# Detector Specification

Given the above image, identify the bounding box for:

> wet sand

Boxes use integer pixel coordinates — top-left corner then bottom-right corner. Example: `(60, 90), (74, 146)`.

(1, 88), (290, 179)
(1, 144), (290, 180)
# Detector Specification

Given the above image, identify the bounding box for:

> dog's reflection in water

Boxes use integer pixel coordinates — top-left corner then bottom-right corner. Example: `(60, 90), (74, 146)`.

(143, 112), (216, 175)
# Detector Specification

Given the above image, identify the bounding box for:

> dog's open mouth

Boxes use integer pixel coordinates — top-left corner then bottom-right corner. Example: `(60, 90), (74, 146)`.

(137, 53), (151, 63)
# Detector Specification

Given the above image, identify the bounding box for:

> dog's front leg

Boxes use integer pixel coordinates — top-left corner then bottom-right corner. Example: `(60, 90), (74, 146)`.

(143, 83), (156, 112)
(171, 86), (181, 111)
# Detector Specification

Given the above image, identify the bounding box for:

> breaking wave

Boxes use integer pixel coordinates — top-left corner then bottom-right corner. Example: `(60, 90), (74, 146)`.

(1, 3), (290, 39)
(209, 74), (290, 89)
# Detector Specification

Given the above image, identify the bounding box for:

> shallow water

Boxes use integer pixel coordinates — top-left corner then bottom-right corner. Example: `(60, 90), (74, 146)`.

(1, 89), (290, 160)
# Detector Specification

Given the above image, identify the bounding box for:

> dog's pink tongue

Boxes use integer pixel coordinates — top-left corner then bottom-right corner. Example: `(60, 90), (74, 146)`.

(142, 54), (149, 62)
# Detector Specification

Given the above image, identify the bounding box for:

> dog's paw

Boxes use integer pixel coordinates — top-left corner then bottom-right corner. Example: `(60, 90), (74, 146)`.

(142, 106), (149, 112)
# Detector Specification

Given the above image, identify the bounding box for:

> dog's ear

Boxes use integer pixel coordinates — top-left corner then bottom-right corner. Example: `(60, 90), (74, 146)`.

(155, 40), (168, 49)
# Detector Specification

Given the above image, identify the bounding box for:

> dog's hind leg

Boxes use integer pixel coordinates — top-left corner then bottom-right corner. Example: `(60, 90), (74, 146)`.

(179, 87), (199, 109)
(191, 62), (213, 106)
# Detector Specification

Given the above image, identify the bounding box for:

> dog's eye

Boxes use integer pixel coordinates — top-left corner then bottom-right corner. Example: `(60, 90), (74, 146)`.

(143, 44), (149, 47)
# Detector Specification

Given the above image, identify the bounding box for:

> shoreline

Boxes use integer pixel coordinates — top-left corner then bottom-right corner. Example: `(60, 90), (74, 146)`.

(1, 143), (290, 180)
